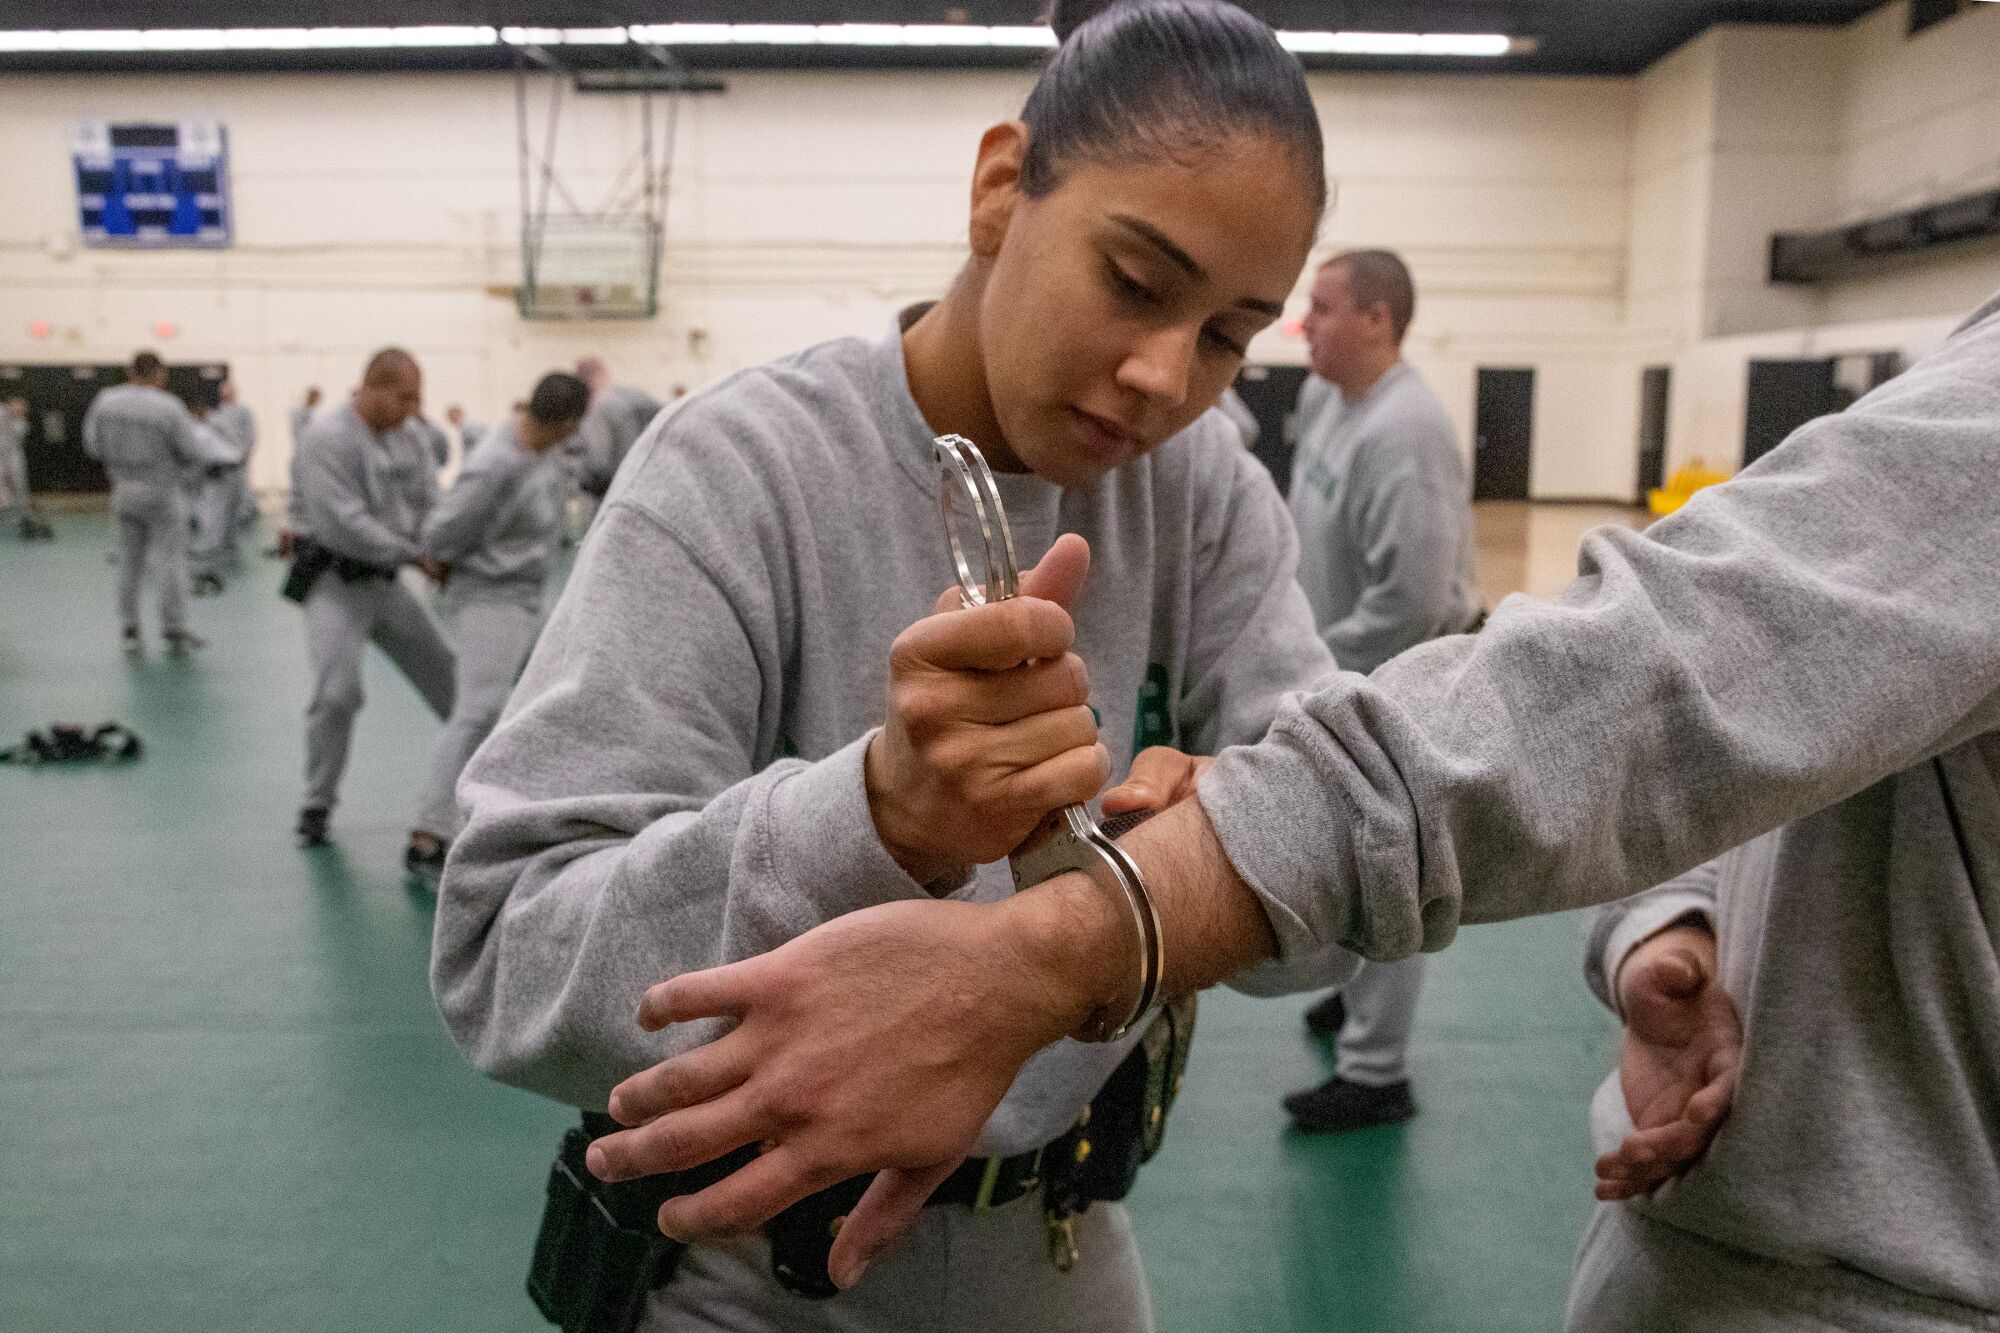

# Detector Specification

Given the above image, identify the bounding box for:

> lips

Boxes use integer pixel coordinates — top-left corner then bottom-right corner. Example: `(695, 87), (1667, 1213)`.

(1067, 407), (1141, 466)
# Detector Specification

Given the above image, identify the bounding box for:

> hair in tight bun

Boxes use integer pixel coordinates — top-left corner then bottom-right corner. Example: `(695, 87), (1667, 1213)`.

(1047, 0), (1124, 43)
(1023, 1), (1325, 210)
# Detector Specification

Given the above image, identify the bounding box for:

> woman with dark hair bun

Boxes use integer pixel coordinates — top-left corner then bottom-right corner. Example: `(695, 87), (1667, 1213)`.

(436, 4), (1342, 1329)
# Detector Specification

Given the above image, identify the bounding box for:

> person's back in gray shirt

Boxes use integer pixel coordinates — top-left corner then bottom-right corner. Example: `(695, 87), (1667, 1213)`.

(422, 421), (564, 604)
(1287, 360), (1481, 672)
(82, 384), (208, 489)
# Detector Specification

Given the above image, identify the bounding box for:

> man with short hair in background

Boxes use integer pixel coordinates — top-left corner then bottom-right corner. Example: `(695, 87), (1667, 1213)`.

(1282, 249), (1482, 1133)
(287, 348), (455, 848)
(83, 351), (230, 653)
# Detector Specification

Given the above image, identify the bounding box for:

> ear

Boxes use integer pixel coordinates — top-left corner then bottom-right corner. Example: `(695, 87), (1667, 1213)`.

(968, 121), (1029, 260)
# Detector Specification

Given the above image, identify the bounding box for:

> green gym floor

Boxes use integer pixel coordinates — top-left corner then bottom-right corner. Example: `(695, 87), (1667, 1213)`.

(1, 509), (1627, 1332)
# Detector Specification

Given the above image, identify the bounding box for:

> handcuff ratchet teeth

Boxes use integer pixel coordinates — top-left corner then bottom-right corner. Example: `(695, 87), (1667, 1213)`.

(933, 433), (1164, 1043)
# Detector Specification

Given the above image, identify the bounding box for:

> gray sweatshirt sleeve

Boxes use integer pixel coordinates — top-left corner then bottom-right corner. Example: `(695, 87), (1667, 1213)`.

(422, 445), (516, 565)
(1173, 438), (1360, 997)
(1320, 440), (1469, 673)
(432, 497), (935, 1107)
(1583, 860), (1719, 1017)
(297, 427), (421, 568)
(1197, 290), (2000, 966)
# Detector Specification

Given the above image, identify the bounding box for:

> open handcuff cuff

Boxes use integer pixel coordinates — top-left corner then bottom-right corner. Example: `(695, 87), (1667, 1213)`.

(934, 433), (1165, 1044)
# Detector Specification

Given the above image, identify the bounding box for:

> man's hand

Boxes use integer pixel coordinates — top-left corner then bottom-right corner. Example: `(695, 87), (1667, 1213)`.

(586, 880), (1124, 1287)
(1597, 923), (1742, 1201)
(864, 534), (1110, 886)
(1102, 746), (1211, 818)
(416, 558), (450, 586)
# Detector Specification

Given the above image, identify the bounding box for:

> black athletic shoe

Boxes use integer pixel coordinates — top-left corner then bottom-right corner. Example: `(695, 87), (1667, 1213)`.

(121, 626), (142, 654)
(164, 630), (206, 655)
(296, 806), (331, 848)
(1284, 1076), (1416, 1134)
(403, 837), (448, 884)
(1303, 991), (1348, 1040)
(191, 572), (224, 597)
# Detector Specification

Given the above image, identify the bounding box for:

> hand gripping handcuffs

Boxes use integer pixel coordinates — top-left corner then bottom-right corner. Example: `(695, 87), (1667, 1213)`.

(933, 433), (1165, 1043)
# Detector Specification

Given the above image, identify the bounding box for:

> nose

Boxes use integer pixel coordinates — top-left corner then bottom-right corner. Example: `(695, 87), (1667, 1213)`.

(1115, 324), (1197, 410)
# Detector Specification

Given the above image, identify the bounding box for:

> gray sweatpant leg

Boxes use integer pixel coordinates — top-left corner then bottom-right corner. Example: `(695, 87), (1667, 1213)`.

(648, 1195), (1153, 1333)
(414, 595), (541, 839)
(302, 574), (456, 814)
(1336, 955), (1428, 1086)
(190, 472), (235, 578)
(112, 482), (188, 636)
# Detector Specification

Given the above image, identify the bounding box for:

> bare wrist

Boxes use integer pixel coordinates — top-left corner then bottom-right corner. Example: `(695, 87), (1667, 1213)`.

(995, 872), (1129, 1044)
(862, 732), (966, 891)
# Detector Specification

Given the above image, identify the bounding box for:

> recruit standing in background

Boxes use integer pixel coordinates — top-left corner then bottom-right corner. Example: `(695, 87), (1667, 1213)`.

(82, 351), (228, 654)
(0, 395), (50, 540)
(433, 3), (1358, 1328)
(568, 358), (661, 531)
(1281, 249), (1481, 1134)
(212, 378), (258, 551)
(404, 372), (586, 882)
(287, 348), (455, 849)
(188, 403), (246, 596)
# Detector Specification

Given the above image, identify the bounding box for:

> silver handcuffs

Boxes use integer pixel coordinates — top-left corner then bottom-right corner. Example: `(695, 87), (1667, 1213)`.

(934, 433), (1164, 1043)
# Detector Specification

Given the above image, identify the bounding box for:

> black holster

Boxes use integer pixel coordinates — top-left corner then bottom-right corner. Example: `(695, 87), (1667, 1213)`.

(279, 540), (334, 604)
(526, 1114), (752, 1333)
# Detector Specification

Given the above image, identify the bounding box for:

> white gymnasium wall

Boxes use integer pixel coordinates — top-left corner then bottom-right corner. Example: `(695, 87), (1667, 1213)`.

(1659, 1), (2000, 472)
(0, 65), (1637, 497)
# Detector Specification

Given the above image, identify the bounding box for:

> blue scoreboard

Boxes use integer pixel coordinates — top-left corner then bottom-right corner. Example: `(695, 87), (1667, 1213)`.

(72, 120), (232, 248)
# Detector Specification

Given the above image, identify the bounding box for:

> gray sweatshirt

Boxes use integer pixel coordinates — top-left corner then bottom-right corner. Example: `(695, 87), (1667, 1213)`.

(433, 326), (1344, 1154)
(82, 384), (210, 489)
(1201, 290), (2000, 1316)
(1288, 361), (1481, 673)
(295, 402), (439, 570)
(574, 384), (663, 496)
(211, 402), (255, 466)
(421, 421), (564, 604)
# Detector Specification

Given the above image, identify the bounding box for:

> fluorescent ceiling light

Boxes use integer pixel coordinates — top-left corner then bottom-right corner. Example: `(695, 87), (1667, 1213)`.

(1279, 31), (1516, 57)
(0, 24), (1519, 58)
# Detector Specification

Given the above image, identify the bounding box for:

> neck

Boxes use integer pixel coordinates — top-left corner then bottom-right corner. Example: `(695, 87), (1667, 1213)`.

(901, 265), (1023, 472)
(1331, 346), (1401, 402)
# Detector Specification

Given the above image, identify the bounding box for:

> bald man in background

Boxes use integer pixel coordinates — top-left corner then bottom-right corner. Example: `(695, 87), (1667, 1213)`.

(287, 348), (455, 848)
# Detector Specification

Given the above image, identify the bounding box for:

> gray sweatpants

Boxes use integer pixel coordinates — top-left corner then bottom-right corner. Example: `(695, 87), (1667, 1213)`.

(1566, 1203), (1990, 1332)
(1336, 955), (1427, 1086)
(302, 573), (456, 813)
(112, 480), (189, 637)
(649, 1195), (1153, 1333)
(191, 466), (245, 577)
(414, 591), (542, 839)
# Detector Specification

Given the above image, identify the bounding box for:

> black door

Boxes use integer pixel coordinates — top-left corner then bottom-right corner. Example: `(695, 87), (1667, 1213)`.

(1744, 358), (1836, 469)
(1232, 363), (1311, 497)
(1636, 366), (1671, 500)
(1473, 368), (1534, 501)
(0, 361), (227, 494)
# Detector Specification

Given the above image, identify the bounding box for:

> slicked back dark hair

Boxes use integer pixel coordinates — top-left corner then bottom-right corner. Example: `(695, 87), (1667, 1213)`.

(1025, 1), (1324, 210)
(528, 371), (590, 427)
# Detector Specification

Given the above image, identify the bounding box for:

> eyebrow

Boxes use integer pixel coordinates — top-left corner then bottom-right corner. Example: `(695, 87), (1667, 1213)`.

(1109, 213), (1286, 318)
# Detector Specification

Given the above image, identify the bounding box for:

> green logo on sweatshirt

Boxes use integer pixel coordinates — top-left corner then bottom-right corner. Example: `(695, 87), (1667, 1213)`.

(1133, 664), (1173, 753)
